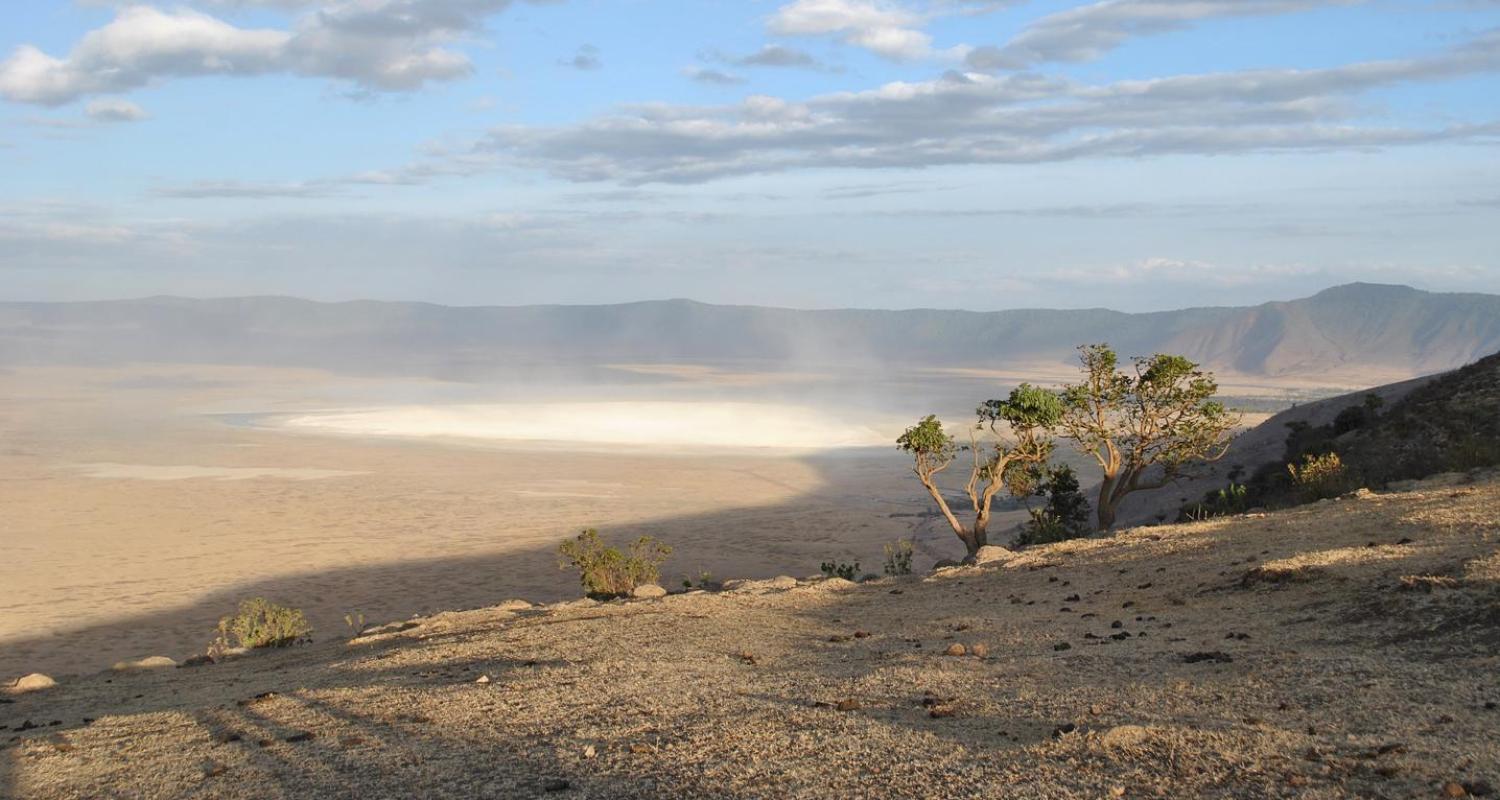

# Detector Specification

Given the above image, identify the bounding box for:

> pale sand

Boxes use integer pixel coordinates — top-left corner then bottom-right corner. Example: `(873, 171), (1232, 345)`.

(0, 366), (963, 679)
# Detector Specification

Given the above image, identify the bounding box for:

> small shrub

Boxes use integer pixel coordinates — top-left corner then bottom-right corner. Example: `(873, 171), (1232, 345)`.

(820, 560), (860, 581)
(214, 598), (312, 652)
(343, 612), (365, 638)
(1287, 452), (1349, 501)
(558, 529), (672, 599)
(883, 539), (914, 576)
(681, 571), (718, 590)
(1181, 482), (1249, 521)
(1014, 465), (1092, 547)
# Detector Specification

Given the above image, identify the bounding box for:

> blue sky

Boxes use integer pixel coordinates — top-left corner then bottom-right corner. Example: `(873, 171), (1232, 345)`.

(2, 0), (1498, 311)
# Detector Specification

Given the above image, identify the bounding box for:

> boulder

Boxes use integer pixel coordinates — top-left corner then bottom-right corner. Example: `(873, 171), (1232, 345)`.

(495, 599), (534, 612)
(630, 584), (667, 599)
(972, 546), (1015, 565)
(112, 656), (178, 672)
(7, 673), (57, 694)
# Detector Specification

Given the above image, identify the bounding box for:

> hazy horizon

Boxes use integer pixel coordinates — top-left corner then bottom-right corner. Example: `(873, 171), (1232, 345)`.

(5, 2), (1499, 311)
(3, 279), (1494, 315)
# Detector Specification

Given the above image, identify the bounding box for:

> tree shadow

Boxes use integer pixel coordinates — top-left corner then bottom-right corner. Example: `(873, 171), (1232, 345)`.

(6, 460), (1492, 797)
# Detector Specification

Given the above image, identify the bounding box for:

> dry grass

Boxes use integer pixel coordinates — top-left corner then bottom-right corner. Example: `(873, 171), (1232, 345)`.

(3, 473), (1498, 799)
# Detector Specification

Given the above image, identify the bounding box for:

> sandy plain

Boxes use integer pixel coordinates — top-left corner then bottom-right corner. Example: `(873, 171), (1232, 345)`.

(0, 365), (971, 680)
(0, 359), (1308, 681)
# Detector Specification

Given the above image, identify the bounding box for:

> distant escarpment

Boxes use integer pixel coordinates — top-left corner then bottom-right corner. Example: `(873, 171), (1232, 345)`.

(2, 283), (1497, 383)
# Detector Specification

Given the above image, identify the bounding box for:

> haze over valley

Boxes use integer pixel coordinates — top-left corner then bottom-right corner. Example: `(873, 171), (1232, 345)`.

(4, 1), (1499, 796)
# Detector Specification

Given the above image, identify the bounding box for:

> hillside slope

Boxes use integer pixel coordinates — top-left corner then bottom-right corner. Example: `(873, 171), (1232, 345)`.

(5, 474), (1498, 799)
(2, 284), (1497, 383)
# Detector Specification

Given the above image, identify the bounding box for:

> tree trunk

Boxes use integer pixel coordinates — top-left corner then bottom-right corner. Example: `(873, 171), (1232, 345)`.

(971, 510), (991, 554)
(1096, 476), (1119, 531)
(957, 528), (980, 557)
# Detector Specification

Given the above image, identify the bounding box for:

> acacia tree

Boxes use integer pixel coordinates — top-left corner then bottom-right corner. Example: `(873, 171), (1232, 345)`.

(1060, 344), (1241, 530)
(897, 384), (1063, 557)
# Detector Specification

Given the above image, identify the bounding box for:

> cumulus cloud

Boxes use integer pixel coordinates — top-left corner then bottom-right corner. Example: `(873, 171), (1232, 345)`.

(85, 98), (150, 122)
(967, 0), (1365, 70)
(768, 0), (937, 60)
(0, 1), (543, 106)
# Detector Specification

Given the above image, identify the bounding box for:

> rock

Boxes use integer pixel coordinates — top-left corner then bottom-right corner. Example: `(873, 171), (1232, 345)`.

(944, 643), (967, 656)
(494, 599), (534, 612)
(582, 744), (596, 759)
(1443, 782), (1468, 798)
(932, 559), (962, 570)
(1465, 780), (1495, 797)
(970, 643), (989, 658)
(1089, 704), (1104, 716)
(284, 731), (315, 743)
(972, 546), (1014, 565)
(1051, 723), (1077, 738)
(543, 778), (571, 792)
(1053, 642), (1071, 652)
(1101, 725), (1153, 749)
(179, 655), (215, 669)
(7, 673), (57, 694)
(630, 584), (667, 599)
(1182, 651), (1234, 664)
(835, 699), (861, 712)
(112, 656), (177, 672)
(474, 675), (491, 685)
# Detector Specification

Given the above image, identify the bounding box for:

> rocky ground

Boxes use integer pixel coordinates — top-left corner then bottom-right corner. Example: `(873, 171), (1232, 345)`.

(4, 473), (1499, 799)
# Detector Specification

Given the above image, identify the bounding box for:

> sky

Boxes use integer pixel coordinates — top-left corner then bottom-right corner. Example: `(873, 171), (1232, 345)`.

(1, 0), (1498, 312)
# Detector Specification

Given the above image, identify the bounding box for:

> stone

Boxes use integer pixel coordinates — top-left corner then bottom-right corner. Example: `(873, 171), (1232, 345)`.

(970, 643), (989, 658)
(495, 599), (534, 612)
(1053, 642), (1071, 652)
(932, 559), (962, 570)
(543, 778), (571, 792)
(944, 643), (967, 656)
(1183, 651), (1233, 664)
(284, 731), (315, 743)
(474, 675), (491, 685)
(1443, 782), (1468, 798)
(179, 655), (215, 669)
(1101, 725), (1153, 749)
(972, 546), (1014, 565)
(630, 584), (667, 599)
(7, 673), (57, 694)
(835, 699), (861, 712)
(112, 656), (177, 672)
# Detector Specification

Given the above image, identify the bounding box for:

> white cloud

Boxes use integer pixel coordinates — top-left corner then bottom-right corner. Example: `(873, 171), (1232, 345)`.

(0, 1), (544, 106)
(85, 98), (150, 123)
(769, 0), (937, 60)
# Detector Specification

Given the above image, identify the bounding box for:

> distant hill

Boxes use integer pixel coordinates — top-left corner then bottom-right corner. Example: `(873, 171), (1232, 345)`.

(1117, 348), (1500, 526)
(1, 283), (1497, 383)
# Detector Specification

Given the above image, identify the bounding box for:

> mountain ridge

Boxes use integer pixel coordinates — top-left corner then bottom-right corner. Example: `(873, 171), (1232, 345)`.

(2, 283), (1497, 384)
